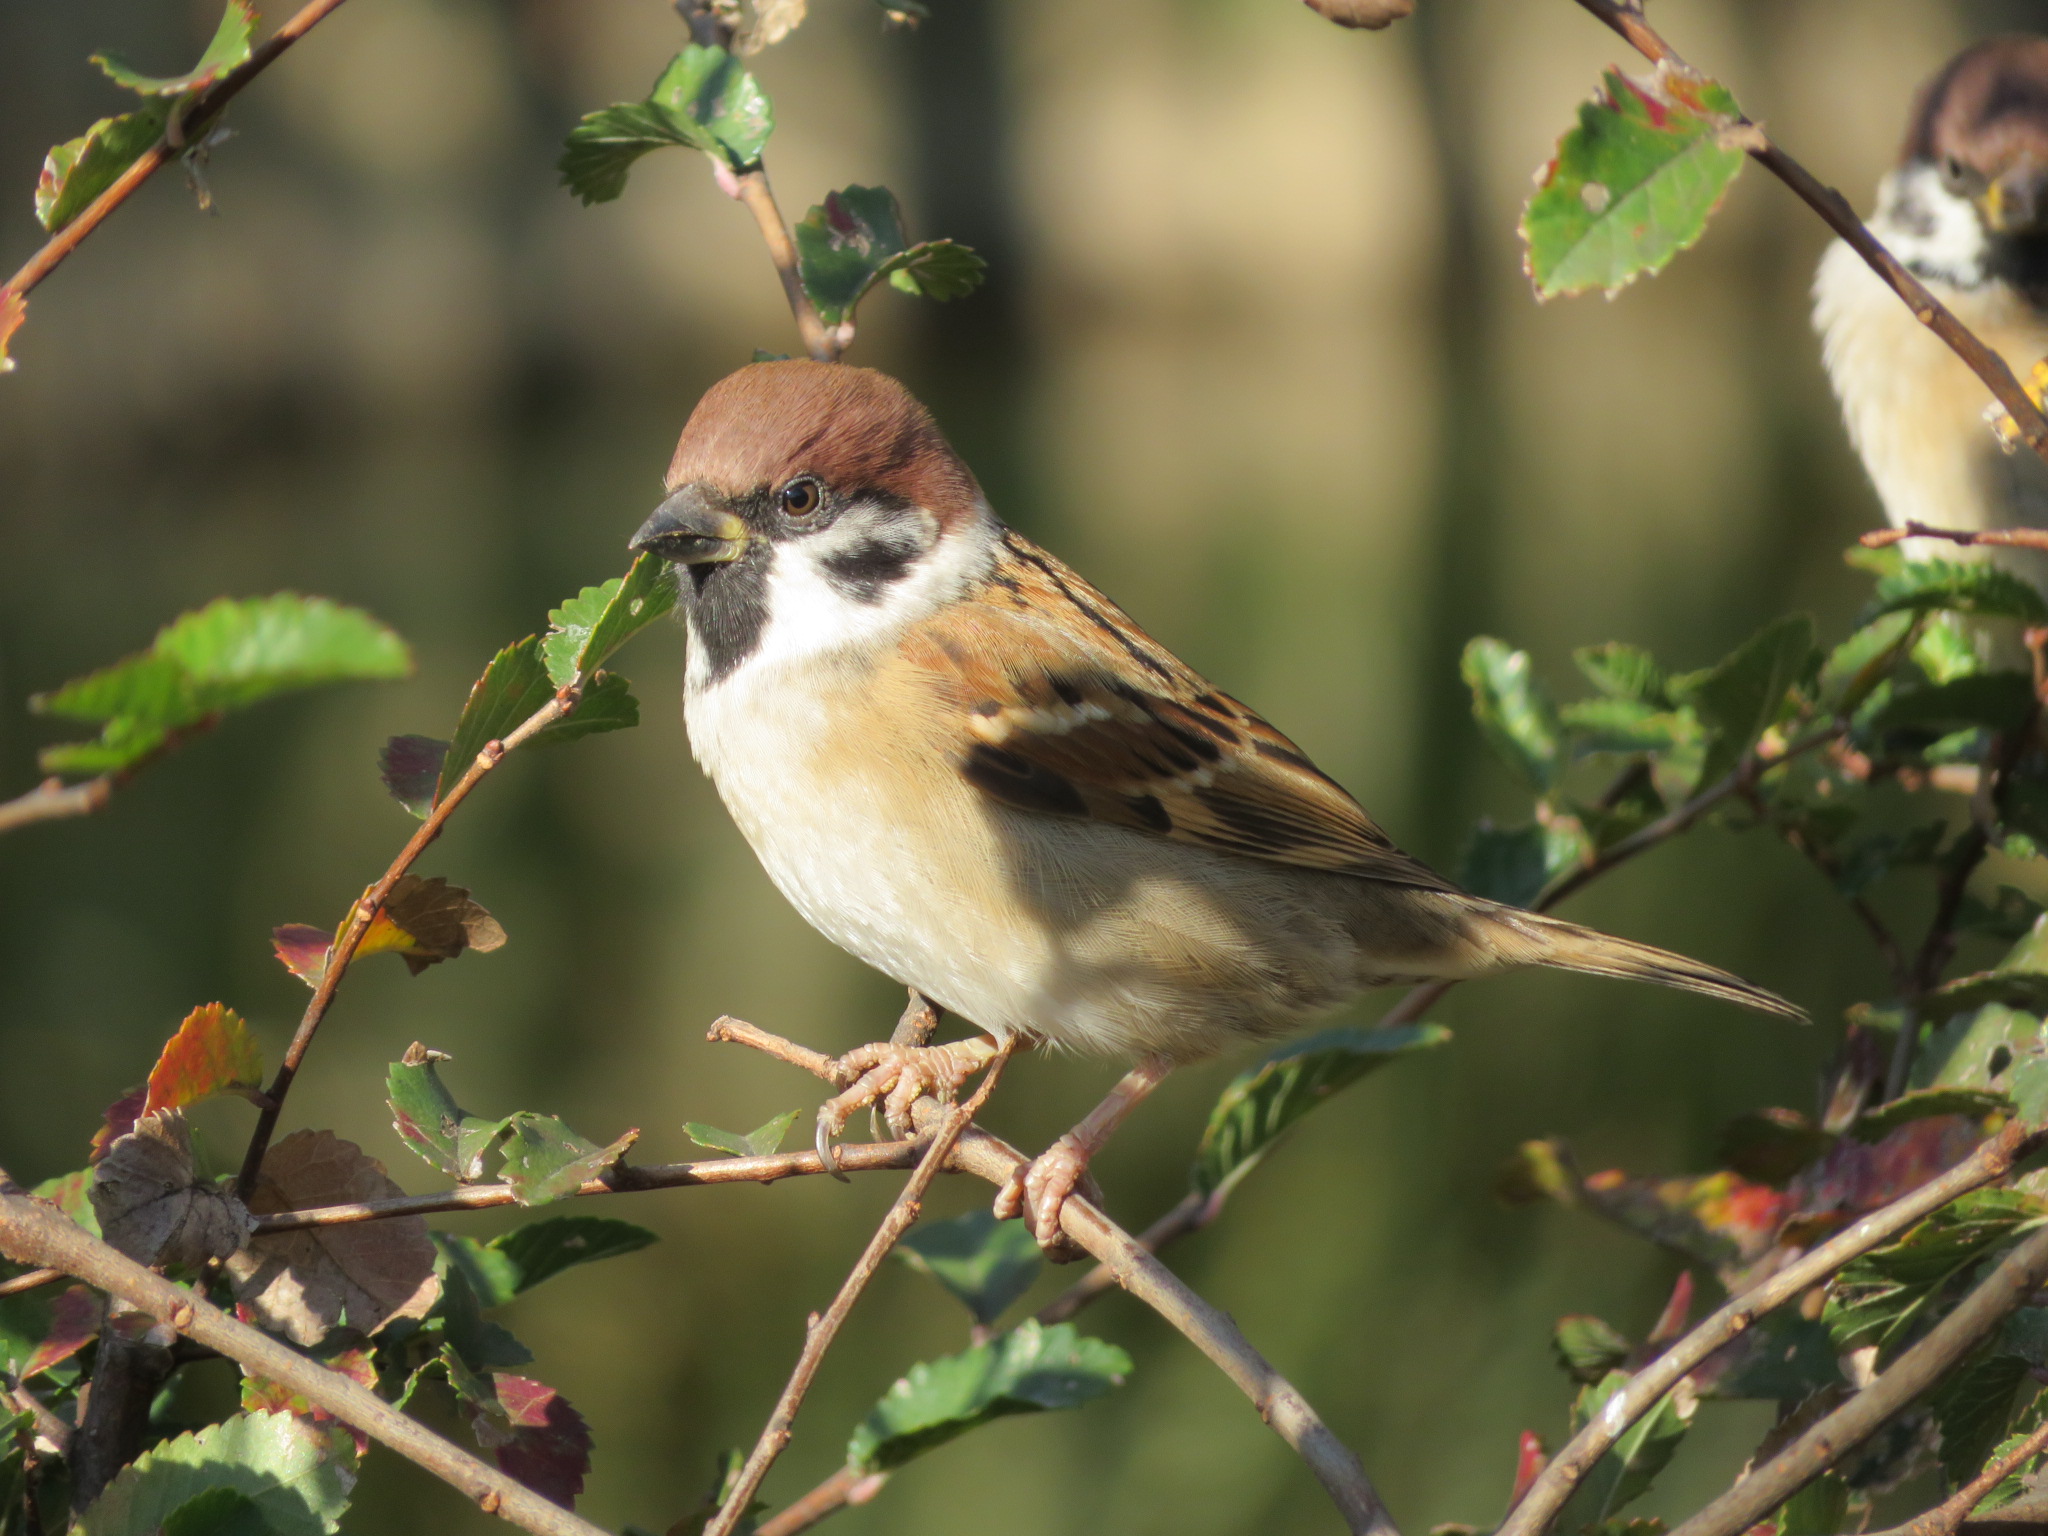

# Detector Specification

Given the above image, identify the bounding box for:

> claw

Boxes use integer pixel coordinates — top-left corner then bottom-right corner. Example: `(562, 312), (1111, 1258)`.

(810, 1036), (1000, 1177)
(816, 1110), (850, 1182)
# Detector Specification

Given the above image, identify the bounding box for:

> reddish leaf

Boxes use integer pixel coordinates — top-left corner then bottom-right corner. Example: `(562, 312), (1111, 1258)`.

(1786, 1114), (1983, 1234)
(32, 1168), (98, 1235)
(145, 1003), (264, 1116)
(378, 735), (448, 818)
(462, 1375), (592, 1508)
(1646, 1269), (1694, 1346)
(1510, 1429), (1547, 1507)
(89, 1085), (147, 1163)
(242, 1346), (377, 1455)
(357, 875), (507, 975)
(271, 925), (333, 989)
(1579, 1167), (1789, 1286)
(21, 1285), (104, 1378)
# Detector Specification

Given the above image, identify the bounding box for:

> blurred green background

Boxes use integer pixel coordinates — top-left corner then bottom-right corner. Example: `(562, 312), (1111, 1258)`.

(4, 0), (2042, 1528)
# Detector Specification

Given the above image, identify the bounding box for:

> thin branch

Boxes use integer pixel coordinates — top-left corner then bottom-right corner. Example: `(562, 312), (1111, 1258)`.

(1863, 523), (2048, 554)
(1500, 1121), (2042, 1536)
(726, 167), (839, 362)
(1569, 0), (2048, 463)
(0, 1174), (607, 1536)
(703, 1044), (1016, 1536)
(1034, 1190), (1208, 1326)
(4, 1381), (69, 1457)
(711, 1018), (1402, 1536)
(0, 1267), (63, 1299)
(753, 1467), (887, 1536)
(1670, 1223), (2048, 1536)
(1867, 1417), (2048, 1536)
(0, 777), (111, 836)
(237, 680), (586, 1199)
(0, 0), (354, 344)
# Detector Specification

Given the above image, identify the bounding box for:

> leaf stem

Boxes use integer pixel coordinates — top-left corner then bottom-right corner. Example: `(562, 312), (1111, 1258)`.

(729, 166), (840, 362)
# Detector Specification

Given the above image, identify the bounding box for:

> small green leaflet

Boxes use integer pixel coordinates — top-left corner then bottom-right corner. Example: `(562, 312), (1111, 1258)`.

(793, 186), (986, 328)
(93, 1), (256, 96)
(435, 637), (638, 801)
(1551, 1315), (1629, 1384)
(1522, 65), (1748, 299)
(491, 1216), (657, 1294)
(1672, 614), (1815, 790)
(1462, 637), (1561, 791)
(896, 1211), (1042, 1327)
(1191, 1023), (1449, 1199)
(499, 1114), (638, 1206)
(847, 1321), (1130, 1473)
(559, 45), (774, 203)
(79, 1411), (357, 1536)
(1857, 556), (2048, 628)
(1574, 642), (1668, 704)
(387, 1049), (507, 1182)
(542, 553), (680, 687)
(33, 594), (411, 775)
(1456, 819), (1590, 907)
(1826, 1191), (2047, 1358)
(1928, 1349), (2033, 1487)
(37, 111), (167, 235)
(1554, 1371), (1695, 1527)
(684, 1110), (801, 1158)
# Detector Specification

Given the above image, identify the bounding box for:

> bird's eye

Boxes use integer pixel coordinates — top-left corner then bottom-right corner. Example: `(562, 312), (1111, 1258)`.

(1944, 154), (1969, 188)
(780, 479), (821, 517)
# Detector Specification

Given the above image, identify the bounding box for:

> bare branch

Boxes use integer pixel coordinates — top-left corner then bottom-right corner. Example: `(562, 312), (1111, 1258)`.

(0, 777), (112, 836)
(703, 1044), (1017, 1536)
(1862, 523), (2048, 554)
(1569, 0), (2048, 463)
(1866, 1417), (2048, 1536)
(0, 1267), (63, 1299)
(1501, 1122), (2043, 1536)
(726, 167), (839, 362)
(0, 1174), (608, 1536)
(753, 1466), (887, 1536)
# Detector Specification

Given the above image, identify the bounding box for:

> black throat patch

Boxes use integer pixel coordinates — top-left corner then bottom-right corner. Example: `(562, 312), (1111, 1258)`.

(679, 544), (771, 683)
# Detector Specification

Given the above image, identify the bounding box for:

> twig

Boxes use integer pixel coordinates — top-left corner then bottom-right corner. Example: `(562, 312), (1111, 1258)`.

(72, 1319), (174, 1506)
(237, 681), (586, 1199)
(0, 0), (354, 346)
(3, 1381), (69, 1456)
(727, 167), (838, 362)
(703, 1043), (1017, 1536)
(711, 1019), (1403, 1536)
(1034, 1190), (1208, 1326)
(0, 778), (112, 836)
(0, 1174), (608, 1536)
(250, 1139), (923, 1233)
(1500, 1121), (2042, 1536)
(1867, 1417), (2048, 1536)
(0, 1267), (63, 1299)
(1863, 523), (2048, 553)
(1568, 0), (2048, 462)
(1670, 1222), (2048, 1536)
(753, 1466), (887, 1536)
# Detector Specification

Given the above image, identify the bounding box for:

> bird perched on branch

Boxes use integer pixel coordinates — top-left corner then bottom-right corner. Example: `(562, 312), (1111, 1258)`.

(1814, 35), (2048, 579)
(631, 360), (1801, 1252)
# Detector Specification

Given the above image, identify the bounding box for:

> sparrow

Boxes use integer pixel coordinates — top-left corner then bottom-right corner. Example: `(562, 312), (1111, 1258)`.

(631, 360), (1802, 1251)
(1814, 35), (2048, 581)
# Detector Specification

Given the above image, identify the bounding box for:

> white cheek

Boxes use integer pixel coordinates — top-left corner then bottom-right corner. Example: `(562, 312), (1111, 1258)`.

(1873, 165), (1990, 287)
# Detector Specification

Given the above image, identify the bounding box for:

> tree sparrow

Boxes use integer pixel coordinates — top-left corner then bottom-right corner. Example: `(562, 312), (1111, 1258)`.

(631, 361), (1802, 1250)
(1814, 36), (2048, 578)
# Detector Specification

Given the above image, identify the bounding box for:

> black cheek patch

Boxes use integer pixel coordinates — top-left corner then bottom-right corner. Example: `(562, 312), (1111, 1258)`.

(681, 549), (771, 682)
(963, 744), (1090, 819)
(821, 536), (921, 604)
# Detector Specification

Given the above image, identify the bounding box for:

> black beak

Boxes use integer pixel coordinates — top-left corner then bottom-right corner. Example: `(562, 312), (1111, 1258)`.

(630, 486), (750, 566)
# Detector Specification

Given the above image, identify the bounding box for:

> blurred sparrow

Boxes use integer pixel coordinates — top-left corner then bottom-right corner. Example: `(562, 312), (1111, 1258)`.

(632, 361), (1802, 1251)
(1814, 35), (2048, 578)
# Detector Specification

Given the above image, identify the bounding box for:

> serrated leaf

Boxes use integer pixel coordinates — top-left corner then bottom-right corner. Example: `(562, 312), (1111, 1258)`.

(93, 1), (256, 96)
(1555, 1371), (1695, 1526)
(240, 1347), (378, 1460)
(1575, 642), (1668, 704)
(530, 670), (639, 748)
(896, 1211), (1041, 1327)
(881, 240), (986, 301)
(92, 1109), (253, 1269)
(541, 554), (679, 688)
(378, 735), (448, 819)
(146, 1002), (264, 1116)
(1456, 819), (1590, 906)
(1868, 673), (2036, 737)
(1462, 637), (1561, 791)
(558, 44), (773, 203)
(1191, 1023), (1449, 1198)
(1560, 697), (1693, 756)
(433, 1263), (532, 1371)
(20, 1284), (105, 1379)
(159, 1486), (270, 1536)
(1677, 614), (1814, 789)
(80, 1412), (357, 1536)
(36, 108), (167, 235)
(438, 637), (554, 800)
(498, 1115), (637, 1206)
(1552, 1315), (1629, 1384)
(489, 1216), (658, 1294)
(386, 1046), (506, 1182)
(357, 874), (506, 976)
(460, 1374), (593, 1509)
(1859, 557), (2048, 628)
(1522, 65), (1747, 298)
(795, 185), (909, 327)
(683, 1110), (800, 1158)
(1919, 972), (2048, 1025)
(847, 1321), (1130, 1473)
(435, 1234), (524, 1313)
(1930, 1350), (2033, 1487)
(1850, 1085), (2012, 1141)
(1827, 1191), (2046, 1357)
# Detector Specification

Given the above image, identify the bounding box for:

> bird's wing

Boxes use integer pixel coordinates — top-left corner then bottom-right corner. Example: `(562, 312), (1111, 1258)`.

(909, 529), (1452, 890)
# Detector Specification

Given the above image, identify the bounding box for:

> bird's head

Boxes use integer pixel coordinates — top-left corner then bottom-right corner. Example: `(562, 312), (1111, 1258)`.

(631, 360), (995, 682)
(1907, 35), (2048, 240)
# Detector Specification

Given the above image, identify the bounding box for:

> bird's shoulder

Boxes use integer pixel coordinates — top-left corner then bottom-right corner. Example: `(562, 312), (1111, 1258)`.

(894, 527), (1449, 889)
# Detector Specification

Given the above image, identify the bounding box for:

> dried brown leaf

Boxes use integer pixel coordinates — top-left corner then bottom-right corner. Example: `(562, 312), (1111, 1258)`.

(227, 1130), (439, 1346)
(358, 874), (507, 976)
(91, 1110), (252, 1268)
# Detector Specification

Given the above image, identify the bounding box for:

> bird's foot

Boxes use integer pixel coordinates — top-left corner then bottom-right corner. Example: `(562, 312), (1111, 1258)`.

(992, 1136), (1104, 1263)
(814, 1036), (999, 1171)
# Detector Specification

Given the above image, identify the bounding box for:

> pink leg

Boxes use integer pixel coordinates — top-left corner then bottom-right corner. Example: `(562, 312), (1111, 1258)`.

(994, 1053), (1176, 1256)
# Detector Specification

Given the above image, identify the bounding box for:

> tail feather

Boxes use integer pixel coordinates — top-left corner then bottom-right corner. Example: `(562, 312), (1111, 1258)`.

(1472, 903), (1806, 1022)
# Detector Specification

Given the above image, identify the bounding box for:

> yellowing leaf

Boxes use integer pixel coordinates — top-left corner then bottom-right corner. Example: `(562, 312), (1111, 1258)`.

(355, 875), (506, 975)
(145, 1003), (264, 1116)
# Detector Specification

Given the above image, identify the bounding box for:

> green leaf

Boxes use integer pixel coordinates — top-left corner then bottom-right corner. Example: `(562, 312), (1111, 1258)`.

(1552, 1315), (1630, 1384)
(36, 109), (167, 234)
(683, 1110), (801, 1158)
(1859, 557), (2048, 628)
(795, 185), (909, 327)
(1918, 971), (2048, 1025)
(498, 1114), (637, 1206)
(161, 1487), (270, 1536)
(1191, 1023), (1450, 1198)
(847, 1322), (1130, 1473)
(1929, 1350), (2034, 1487)
(432, 1263), (532, 1371)
(1521, 66), (1747, 298)
(1867, 673), (2036, 738)
(435, 1234), (522, 1312)
(881, 241), (987, 302)
(386, 1051), (506, 1182)
(1773, 1473), (1852, 1536)
(1818, 611), (1916, 714)
(1461, 637), (1561, 791)
(1676, 614), (1815, 789)
(93, 1), (256, 96)
(1695, 1309), (1844, 1401)
(1827, 1191), (2046, 1357)
(1456, 819), (1590, 907)
(1850, 1086), (2012, 1141)
(541, 554), (680, 688)
(559, 45), (773, 203)
(34, 595), (411, 775)
(530, 670), (639, 748)
(1559, 697), (1693, 756)
(1575, 642), (1668, 704)
(79, 1412), (356, 1536)
(896, 1212), (1042, 1327)
(436, 638), (554, 800)
(1556, 1371), (1695, 1526)
(490, 1216), (658, 1294)
(1914, 612), (1985, 684)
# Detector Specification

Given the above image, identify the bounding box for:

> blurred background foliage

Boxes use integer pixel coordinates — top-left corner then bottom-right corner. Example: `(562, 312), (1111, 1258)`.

(8, 0), (2048, 1529)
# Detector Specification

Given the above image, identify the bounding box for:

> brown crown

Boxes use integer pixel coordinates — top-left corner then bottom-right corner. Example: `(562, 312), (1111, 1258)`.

(666, 361), (983, 521)
(1905, 35), (2048, 177)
